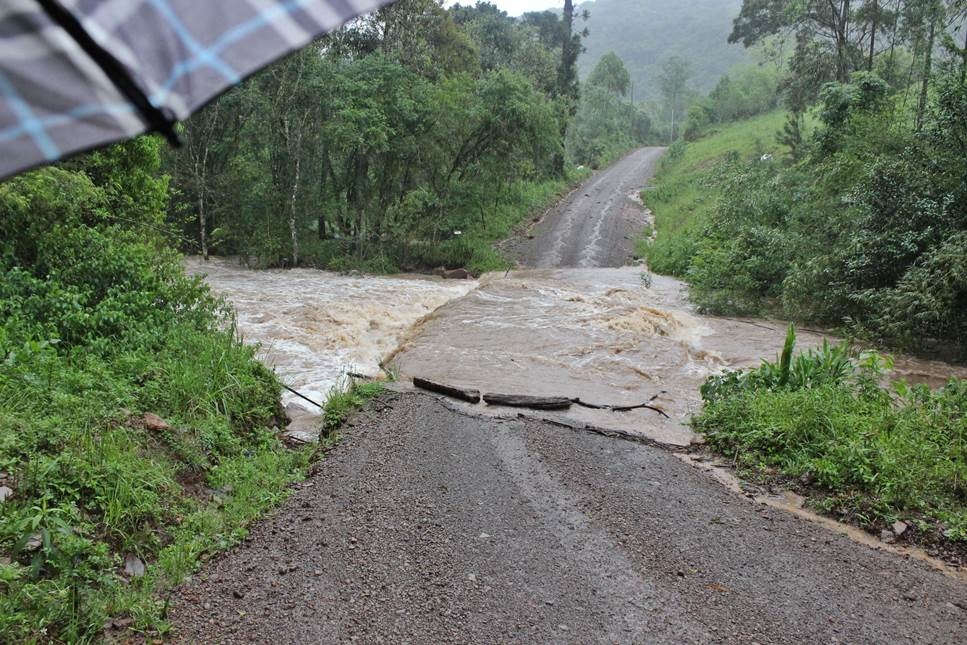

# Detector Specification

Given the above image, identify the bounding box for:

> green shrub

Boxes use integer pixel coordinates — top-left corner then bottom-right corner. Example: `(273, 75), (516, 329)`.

(0, 150), (307, 641)
(696, 327), (967, 543)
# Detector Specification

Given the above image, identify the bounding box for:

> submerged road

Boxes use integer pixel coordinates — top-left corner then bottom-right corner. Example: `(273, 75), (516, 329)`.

(170, 150), (967, 643)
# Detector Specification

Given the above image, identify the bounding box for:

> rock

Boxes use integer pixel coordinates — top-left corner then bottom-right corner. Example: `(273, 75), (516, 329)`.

(124, 553), (146, 578)
(105, 617), (134, 631)
(880, 529), (895, 544)
(442, 268), (471, 280)
(233, 590), (245, 599)
(902, 591), (918, 602)
(142, 413), (169, 432)
(285, 414), (323, 445)
(23, 532), (42, 552)
(0, 486), (13, 502)
(467, 573), (476, 582)
(892, 521), (909, 537)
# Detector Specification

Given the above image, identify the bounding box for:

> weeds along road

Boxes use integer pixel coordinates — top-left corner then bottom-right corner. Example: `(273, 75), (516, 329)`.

(170, 150), (967, 643)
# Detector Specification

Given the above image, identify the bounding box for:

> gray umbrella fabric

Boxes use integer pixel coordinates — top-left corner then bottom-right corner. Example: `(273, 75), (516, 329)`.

(0, 0), (392, 179)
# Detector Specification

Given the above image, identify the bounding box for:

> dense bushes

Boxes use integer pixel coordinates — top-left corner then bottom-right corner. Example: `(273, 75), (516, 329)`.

(696, 328), (967, 546)
(0, 142), (305, 641)
(653, 71), (967, 356)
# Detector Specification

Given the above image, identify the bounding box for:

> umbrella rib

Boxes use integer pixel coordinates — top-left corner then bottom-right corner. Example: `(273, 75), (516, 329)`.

(35, 0), (181, 147)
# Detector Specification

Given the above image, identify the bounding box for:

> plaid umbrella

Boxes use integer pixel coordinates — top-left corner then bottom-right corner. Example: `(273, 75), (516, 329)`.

(0, 0), (393, 180)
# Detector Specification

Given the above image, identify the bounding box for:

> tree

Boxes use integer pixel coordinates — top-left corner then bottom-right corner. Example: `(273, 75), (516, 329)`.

(588, 51), (631, 96)
(658, 56), (692, 141)
(558, 0), (584, 105)
(730, 0), (865, 83)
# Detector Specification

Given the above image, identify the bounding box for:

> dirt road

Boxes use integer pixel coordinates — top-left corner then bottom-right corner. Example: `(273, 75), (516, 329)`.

(169, 394), (967, 643)
(508, 147), (665, 268)
(170, 150), (967, 643)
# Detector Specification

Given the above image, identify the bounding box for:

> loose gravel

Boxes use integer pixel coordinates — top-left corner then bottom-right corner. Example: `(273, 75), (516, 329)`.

(168, 392), (967, 644)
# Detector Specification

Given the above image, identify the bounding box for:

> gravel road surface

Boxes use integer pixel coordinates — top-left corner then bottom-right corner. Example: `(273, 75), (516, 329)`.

(169, 393), (967, 643)
(508, 148), (665, 268)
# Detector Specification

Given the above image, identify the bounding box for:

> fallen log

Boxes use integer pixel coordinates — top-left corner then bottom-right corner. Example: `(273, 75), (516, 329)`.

(482, 393), (573, 410)
(413, 377), (481, 404)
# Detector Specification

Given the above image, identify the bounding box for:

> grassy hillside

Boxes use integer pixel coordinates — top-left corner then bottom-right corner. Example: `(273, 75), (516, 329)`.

(577, 0), (750, 102)
(640, 111), (794, 275)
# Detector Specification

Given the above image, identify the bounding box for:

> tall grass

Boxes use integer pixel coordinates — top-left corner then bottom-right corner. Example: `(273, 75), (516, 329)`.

(695, 327), (967, 546)
(641, 111), (794, 276)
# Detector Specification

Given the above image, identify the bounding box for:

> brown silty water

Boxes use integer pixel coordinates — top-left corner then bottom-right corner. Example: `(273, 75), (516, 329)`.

(187, 257), (966, 447)
(187, 148), (967, 445)
(185, 257), (477, 415)
(389, 267), (822, 446)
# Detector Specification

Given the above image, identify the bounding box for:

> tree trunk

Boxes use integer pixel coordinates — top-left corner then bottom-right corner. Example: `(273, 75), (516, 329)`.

(289, 152), (301, 267)
(836, 0), (852, 82)
(560, 0), (575, 96)
(916, 17), (936, 131)
(198, 191), (208, 261)
(670, 100), (676, 143)
(868, 0), (878, 71)
(962, 29), (967, 86)
(887, 0), (902, 76)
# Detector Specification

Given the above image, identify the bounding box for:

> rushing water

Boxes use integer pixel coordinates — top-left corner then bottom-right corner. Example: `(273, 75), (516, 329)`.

(188, 256), (967, 446)
(185, 257), (476, 411)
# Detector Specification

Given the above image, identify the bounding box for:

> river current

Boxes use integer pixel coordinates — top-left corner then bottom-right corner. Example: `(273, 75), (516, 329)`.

(187, 256), (966, 447)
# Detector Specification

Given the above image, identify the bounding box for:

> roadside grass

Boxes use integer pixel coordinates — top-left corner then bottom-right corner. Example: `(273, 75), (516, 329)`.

(321, 380), (386, 437)
(0, 319), (316, 642)
(640, 111), (793, 276)
(694, 327), (967, 558)
(0, 338), (390, 642)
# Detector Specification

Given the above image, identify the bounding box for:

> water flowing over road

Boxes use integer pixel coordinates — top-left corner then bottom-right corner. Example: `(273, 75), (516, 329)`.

(174, 149), (967, 643)
(189, 148), (964, 445)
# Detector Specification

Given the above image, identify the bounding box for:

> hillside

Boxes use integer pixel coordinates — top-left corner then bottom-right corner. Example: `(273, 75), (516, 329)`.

(576, 0), (750, 102)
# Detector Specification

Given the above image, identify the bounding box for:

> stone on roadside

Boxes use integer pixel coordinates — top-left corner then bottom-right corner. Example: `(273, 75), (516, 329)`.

(285, 414), (322, 445)
(0, 485), (13, 502)
(124, 553), (146, 578)
(142, 413), (169, 432)
(892, 521), (909, 537)
(23, 532), (42, 552)
(442, 268), (471, 280)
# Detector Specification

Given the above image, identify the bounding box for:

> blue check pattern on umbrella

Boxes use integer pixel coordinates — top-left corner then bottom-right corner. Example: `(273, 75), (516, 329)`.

(0, 0), (392, 179)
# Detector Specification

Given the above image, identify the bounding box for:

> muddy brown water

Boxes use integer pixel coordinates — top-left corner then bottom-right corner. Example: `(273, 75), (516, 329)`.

(187, 147), (967, 443)
(187, 260), (966, 447)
